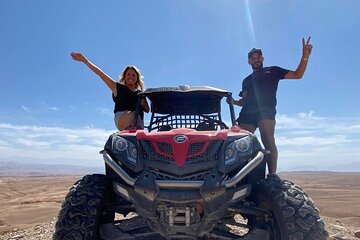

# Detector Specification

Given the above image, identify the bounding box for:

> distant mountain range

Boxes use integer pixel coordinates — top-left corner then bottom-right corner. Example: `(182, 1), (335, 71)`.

(0, 161), (104, 176)
(280, 161), (360, 172)
(1, 158), (359, 176)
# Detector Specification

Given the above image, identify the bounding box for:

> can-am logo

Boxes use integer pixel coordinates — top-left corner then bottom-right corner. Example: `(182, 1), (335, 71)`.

(174, 135), (187, 143)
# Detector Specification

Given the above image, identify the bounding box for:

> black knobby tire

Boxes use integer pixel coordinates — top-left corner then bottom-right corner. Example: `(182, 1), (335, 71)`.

(252, 176), (328, 240)
(53, 174), (112, 240)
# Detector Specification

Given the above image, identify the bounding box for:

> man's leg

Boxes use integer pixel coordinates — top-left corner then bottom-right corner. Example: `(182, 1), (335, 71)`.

(258, 119), (278, 174)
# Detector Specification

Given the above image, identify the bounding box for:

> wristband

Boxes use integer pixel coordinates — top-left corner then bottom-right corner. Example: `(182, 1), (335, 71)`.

(303, 58), (308, 61)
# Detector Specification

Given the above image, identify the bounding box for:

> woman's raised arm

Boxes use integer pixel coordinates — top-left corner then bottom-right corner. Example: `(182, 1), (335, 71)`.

(71, 52), (116, 93)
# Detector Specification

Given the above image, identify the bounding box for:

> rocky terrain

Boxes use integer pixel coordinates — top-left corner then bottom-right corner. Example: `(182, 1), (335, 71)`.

(0, 172), (359, 239)
(1, 216), (359, 239)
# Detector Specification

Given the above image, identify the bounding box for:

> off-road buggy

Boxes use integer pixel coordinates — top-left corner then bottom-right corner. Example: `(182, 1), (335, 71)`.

(54, 86), (328, 239)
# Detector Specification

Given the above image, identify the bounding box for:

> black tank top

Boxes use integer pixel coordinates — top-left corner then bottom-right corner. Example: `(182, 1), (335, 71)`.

(112, 83), (141, 113)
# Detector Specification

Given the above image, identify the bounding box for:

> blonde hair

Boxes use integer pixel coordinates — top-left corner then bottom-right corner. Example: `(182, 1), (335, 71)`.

(119, 65), (144, 91)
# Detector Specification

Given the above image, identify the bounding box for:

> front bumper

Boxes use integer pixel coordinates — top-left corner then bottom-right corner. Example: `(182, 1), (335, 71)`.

(103, 150), (264, 237)
(103, 150), (264, 189)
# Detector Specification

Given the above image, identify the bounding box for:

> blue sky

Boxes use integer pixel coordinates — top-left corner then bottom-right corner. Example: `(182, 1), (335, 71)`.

(1, 0), (360, 170)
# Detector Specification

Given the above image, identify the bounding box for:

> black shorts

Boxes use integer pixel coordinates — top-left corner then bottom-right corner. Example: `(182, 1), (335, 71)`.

(237, 108), (276, 128)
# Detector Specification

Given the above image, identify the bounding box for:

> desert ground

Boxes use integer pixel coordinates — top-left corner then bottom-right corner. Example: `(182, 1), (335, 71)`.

(0, 172), (359, 239)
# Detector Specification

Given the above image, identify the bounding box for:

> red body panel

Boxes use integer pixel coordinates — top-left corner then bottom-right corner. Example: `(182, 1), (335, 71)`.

(120, 126), (248, 166)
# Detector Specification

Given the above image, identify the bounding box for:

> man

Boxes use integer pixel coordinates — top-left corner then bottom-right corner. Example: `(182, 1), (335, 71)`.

(233, 37), (313, 175)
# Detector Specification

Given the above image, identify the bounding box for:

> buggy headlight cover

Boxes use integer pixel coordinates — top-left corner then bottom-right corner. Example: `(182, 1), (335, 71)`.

(224, 136), (252, 165)
(113, 136), (128, 152)
(127, 141), (137, 164)
(112, 136), (138, 164)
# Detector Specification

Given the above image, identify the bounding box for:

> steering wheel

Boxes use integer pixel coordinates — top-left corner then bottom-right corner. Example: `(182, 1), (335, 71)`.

(196, 119), (229, 130)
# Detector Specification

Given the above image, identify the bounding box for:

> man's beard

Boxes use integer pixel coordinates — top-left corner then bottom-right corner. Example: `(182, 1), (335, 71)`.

(251, 61), (263, 71)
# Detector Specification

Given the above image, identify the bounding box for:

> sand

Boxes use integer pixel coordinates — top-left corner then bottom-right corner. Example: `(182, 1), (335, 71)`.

(0, 176), (78, 233)
(280, 172), (360, 228)
(0, 172), (359, 237)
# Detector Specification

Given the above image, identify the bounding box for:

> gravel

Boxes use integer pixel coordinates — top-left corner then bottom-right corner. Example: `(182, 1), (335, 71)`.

(1, 216), (359, 240)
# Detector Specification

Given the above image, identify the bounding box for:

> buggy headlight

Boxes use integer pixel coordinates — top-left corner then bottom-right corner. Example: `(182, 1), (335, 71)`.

(113, 136), (128, 152)
(224, 136), (252, 165)
(127, 141), (137, 164)
(112, 136), (138, 164)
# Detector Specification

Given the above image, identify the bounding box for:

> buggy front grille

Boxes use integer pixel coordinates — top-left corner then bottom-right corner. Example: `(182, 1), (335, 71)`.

(140, 140), (222, 165)
(141, 140), (173, 164)
(151, 170), (211, 181)
(186, 140), (221, 164)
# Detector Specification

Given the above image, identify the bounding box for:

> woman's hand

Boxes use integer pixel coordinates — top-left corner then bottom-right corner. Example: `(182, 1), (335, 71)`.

(71, 52), (87, 63)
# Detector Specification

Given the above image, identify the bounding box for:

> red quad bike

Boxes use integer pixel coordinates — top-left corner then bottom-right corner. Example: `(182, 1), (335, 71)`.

(53, 86), (328, 240)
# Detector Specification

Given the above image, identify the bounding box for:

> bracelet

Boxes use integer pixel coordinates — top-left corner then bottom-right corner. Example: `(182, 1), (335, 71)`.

(303, 58), (308, 61)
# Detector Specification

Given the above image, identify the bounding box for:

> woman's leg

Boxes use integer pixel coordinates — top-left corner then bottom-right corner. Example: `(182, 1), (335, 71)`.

(116, 111), (144, 131)
(116, 111), (135, 130)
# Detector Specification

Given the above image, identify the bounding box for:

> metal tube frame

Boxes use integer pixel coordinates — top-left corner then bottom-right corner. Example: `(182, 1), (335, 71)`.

(103, 151), (264, 189)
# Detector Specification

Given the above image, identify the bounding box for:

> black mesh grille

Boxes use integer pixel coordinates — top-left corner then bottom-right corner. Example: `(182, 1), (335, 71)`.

(186, 140), (221, 164)
(152, 170), (211, 181)
(157, 142), (172, 155)
(148, 114), (222, 131)
(187, 142), (205, 155)
(140, 140), (222, 166)
(141, 140), (174, 164)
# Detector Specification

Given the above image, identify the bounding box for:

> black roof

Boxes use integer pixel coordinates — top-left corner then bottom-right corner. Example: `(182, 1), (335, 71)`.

(141, 85), (230, 96)
(140, 86), (231, 114)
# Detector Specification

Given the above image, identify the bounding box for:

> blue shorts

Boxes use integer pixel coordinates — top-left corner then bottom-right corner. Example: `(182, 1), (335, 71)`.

(237, 108), (276, 128)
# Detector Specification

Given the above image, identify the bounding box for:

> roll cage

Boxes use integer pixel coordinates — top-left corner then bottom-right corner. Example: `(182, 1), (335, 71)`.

(135, 85), (236, 132)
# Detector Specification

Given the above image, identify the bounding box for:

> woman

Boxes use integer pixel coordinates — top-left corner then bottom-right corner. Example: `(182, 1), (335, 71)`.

(71, 52), (149, 130)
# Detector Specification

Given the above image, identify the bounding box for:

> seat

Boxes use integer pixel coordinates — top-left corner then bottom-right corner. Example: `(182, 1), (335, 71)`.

(196, 122), (216, 131)
(158, 125), (172, 131)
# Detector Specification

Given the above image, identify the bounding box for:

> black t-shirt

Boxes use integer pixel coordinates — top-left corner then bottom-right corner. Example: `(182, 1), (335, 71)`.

(112, 83), (141, 114)
(239, 66), (289, 112)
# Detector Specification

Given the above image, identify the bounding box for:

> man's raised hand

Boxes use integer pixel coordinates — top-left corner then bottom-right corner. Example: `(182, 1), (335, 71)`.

(302, 37), (313, 58)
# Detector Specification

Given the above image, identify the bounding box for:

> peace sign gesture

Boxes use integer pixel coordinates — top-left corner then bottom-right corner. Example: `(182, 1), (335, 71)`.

(302, 37), (313, 58)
